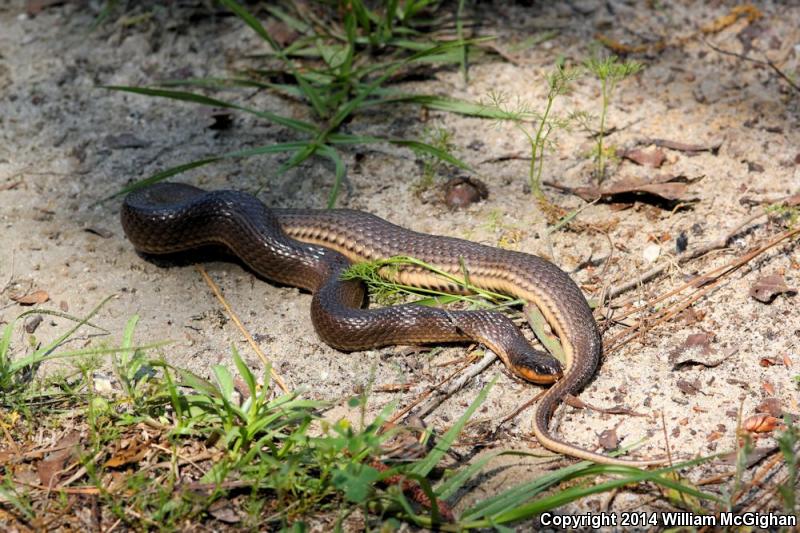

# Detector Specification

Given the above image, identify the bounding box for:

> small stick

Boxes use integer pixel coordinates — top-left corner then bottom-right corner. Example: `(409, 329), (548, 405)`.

(705, 39), (800, 93)
(402, 351), (498, 422)
(604, 226), (800, 353)
(605, 198), (794, 300)
(196, 266), (290, 394)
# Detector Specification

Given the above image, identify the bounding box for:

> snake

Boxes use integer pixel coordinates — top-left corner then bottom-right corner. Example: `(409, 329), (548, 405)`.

(121, 182), (663, 466)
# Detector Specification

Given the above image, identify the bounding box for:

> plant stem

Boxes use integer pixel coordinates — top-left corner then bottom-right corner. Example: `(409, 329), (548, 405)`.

(530, 95), (554, 199)
(597, 77), (608, 181)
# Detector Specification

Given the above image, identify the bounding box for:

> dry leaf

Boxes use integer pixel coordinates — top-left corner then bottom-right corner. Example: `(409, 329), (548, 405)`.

(621, 148), (666, 168)
(444, 176), (489, 209)
(762, 381), (776, 395)
(755, 398), (782, 417)
(706, 431), (723, 442)
(11, 290), (49, 305)
(650, 138), (722, 153)
(208, 499), (243, 524)
(37, 448), (75, 487)
(24, 315), (42, 334)
(749, 274), (796, 303)
(676, 379), (703, 396)
(742, 414), (779, 433)
(598, 429), (619, 451)
(568, 174), (695, 203)
(84, 227), (113, 239)
(670, 333), (735, 368)
(104, 438), (149, 468)
(26, 0), (65, 15)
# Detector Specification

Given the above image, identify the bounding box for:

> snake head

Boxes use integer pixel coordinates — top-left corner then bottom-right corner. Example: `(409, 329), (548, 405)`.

(512, 351), (563, 384)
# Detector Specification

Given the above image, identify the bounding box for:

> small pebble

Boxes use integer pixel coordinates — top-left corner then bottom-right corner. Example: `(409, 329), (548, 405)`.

(643, 244), (661, 263)
(24, 314), (43, 334)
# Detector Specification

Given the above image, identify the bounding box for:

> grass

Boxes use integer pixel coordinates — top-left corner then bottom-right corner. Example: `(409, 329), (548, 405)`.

(99, 0), (515, 208)
(4, 296), (775, 530)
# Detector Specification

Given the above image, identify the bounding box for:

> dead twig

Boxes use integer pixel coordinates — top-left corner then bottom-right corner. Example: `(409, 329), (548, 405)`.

(705, 39), (800, 93)
(386, 350), (498, 426)
(605, 196), (796, 301)
(604, 225), (800, 353)
(196, 265), (290, 394)
(409, 350), (498, 420)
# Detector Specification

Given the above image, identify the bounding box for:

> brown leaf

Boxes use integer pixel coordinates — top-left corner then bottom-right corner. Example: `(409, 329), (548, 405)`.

(265, 18), (299, 47)
(756, 398), (783, 417)
(720, 445), (778, 466)
(742, 414), (780, 433)
(706, 431), (723, 442)
(676, 379), (703, 396)
(759, 357), (780, 367)
(749, 274), (796, 303)
(11, 290), (49, 305)
(104, 438), (149, 468)
(670, 333), (735, 368)
(37, 448), (75, 487)
(26, 0), (65, 15)
(84, 227), (113, 239)
(208, 499), (243, 524)
(598, 429), (619, 451)
(762, 381), (776, 395)
(570, 174), (694, 203)
(621, 148), (666, 168)
(24, 315), (42, 334)
(650, 138), (722, 153)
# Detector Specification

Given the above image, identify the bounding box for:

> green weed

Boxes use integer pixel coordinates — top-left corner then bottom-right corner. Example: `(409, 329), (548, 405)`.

(416, 126), (457, 192)
(1, 306), (770, 530)
(102, 0), (491, 208)
(581, 54), (643, 181)
(481, 61), (581, 201)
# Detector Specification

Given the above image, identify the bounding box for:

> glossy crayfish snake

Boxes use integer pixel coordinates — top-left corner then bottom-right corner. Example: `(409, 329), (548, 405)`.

(121, 182), (663, 466)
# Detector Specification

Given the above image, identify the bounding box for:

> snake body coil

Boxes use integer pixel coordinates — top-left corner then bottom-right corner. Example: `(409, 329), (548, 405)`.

(121, 182), (660, 466)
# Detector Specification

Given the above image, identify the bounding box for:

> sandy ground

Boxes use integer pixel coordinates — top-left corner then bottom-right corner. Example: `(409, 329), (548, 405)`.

(1, 0), (798, 520)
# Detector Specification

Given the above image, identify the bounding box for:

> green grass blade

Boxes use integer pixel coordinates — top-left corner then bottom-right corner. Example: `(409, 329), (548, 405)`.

(318, 145), (345, 208)
(10, 295), (114, 373)
(389, 139), (471, 171)
(327, 134), (472, 172)
(411, 378), (495, 477)
(213, 364), (236, 404)
(231, 344), (257, 401)
(264, 5), (311, 34)
(120, 314), (139, 360)
(435, 451), (501, 500)
(97, 141), (308, 204)
(104, 85), (316, 133)
(461, 460), (594, 520)
(218, 0), (280, 51)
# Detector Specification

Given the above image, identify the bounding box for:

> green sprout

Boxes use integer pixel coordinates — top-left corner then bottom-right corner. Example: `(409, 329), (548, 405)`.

(583, 54), (643, 181)
(482, 62), (581, 201)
